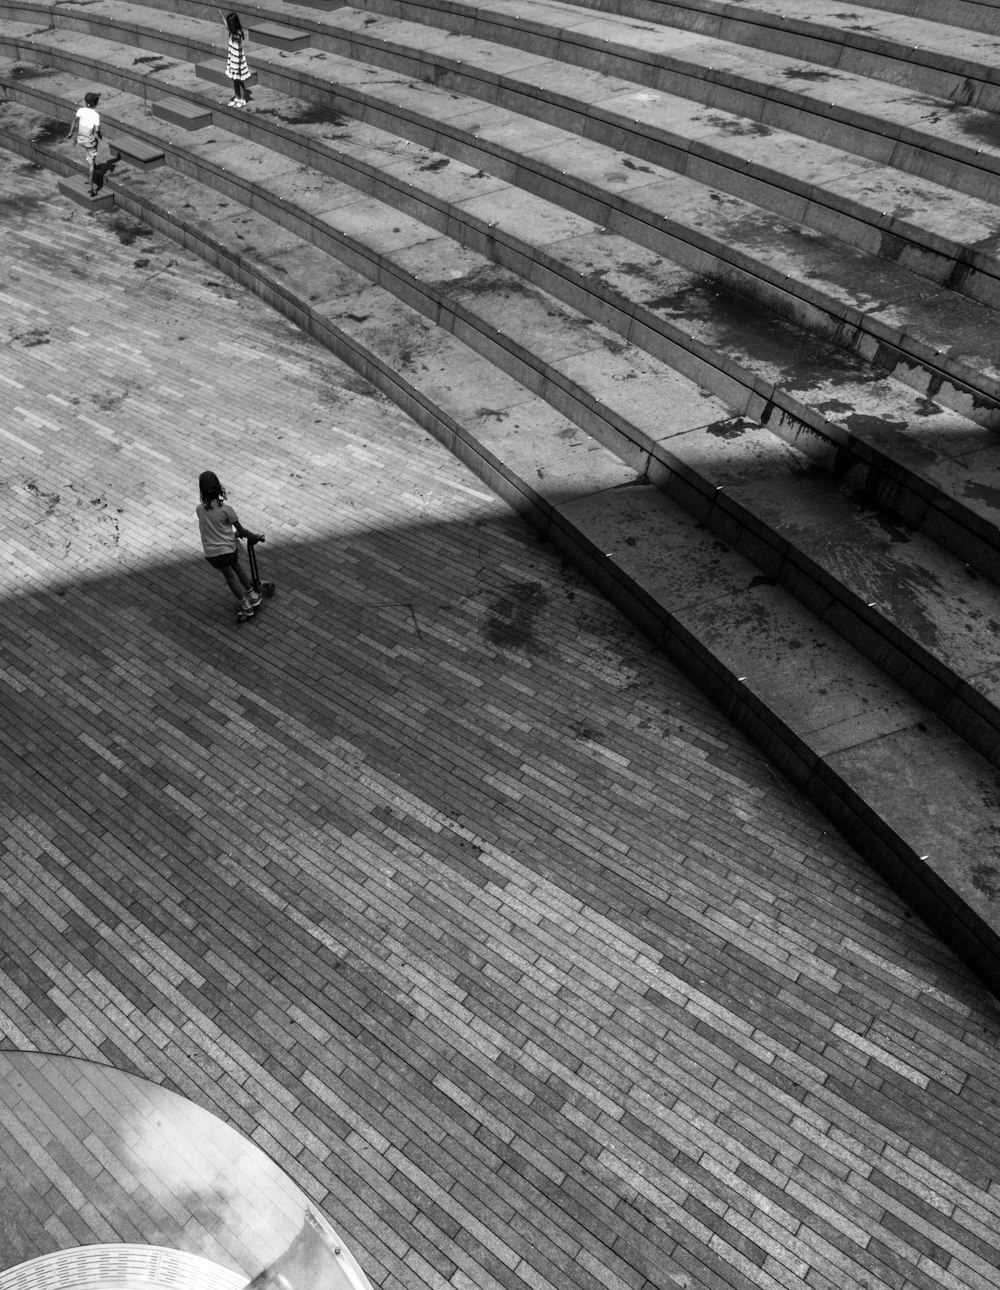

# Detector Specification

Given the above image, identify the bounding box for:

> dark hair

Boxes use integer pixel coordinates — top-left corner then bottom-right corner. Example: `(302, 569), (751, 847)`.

(199, 471), (226, 508)
(225, 11), (243, 37)
(84, 92), (100, 107)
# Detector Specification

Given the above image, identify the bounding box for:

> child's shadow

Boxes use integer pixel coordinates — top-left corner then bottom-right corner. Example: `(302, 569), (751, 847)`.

(92, 155), (119, 193)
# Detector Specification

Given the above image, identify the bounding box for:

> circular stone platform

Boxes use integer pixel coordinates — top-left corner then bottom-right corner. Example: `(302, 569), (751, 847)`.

(0, 1053), (371, 1290)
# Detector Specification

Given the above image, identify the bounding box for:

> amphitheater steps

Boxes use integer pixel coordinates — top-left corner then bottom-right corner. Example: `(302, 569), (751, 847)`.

(8, 16), (1000, 582)
(12, 3), (1000, 314)
(13, 0), (1000, 210)
(3, 92), (1000, 990)
(21, 4), (1000, 444)
(144, 0), (1000, 302)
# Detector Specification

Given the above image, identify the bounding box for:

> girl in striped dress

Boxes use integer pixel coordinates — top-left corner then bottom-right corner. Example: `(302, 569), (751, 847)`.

(221, 11), (252, 107)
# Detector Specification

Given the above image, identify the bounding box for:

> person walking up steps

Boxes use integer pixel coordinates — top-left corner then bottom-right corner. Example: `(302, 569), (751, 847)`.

(196, 471), (265, 620)
(220, 11), (252, 107)
(65, 92), (103, 195)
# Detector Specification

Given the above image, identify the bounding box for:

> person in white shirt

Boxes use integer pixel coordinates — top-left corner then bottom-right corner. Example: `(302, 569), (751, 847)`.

(65, 92), (103, 196)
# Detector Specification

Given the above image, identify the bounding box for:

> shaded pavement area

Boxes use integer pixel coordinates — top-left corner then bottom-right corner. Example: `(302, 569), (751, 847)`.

(2, 150), (1000, 1290)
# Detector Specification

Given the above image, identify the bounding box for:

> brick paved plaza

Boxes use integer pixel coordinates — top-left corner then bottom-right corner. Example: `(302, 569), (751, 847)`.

(2, 150), (1000, 1290)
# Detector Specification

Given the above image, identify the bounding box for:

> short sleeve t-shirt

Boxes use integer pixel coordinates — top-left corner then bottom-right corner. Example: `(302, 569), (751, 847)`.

(76, 107), (100, 148)
(196, 500), (240, 557)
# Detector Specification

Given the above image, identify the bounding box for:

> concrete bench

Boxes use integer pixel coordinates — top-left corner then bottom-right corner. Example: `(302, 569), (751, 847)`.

(108, 135), (165, 170)
(57, 179), (113, 210)
(151, 98), (212, 130)
(248, 21), (310, 51)
(195, 63), (258, 89)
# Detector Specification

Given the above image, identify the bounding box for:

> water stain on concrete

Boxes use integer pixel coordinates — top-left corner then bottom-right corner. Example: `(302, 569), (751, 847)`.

(30, 118), (66, 147)
(705, 415), (756, 440)
(782, 66), (841, 82)
(841, 411), (910, 440)
(949, 106), (1000, 149)
(963, 480), (1000, 513)
(102, 212), (154, 246)
(647, 275), (836, 378)
(9, 63), (51, 80)
(701, 113), (773, 138)
(971, 864), (1000, 899)
(484, 581), (550, 656)
(271, 103), (350, 128)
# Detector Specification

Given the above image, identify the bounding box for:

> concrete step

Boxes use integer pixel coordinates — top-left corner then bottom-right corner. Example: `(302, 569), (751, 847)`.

(194, 62), (257, 88)
(56, 175), (113, 206)
(470, 0), (1000, 112)
(151, 94), (212, 129)
(108, 131), (165, 167)
(7, 34), (1000, 583)
(248, 20), (311, 51)
(3, 98), (999, 997)
(9, 72), (1000, 780)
